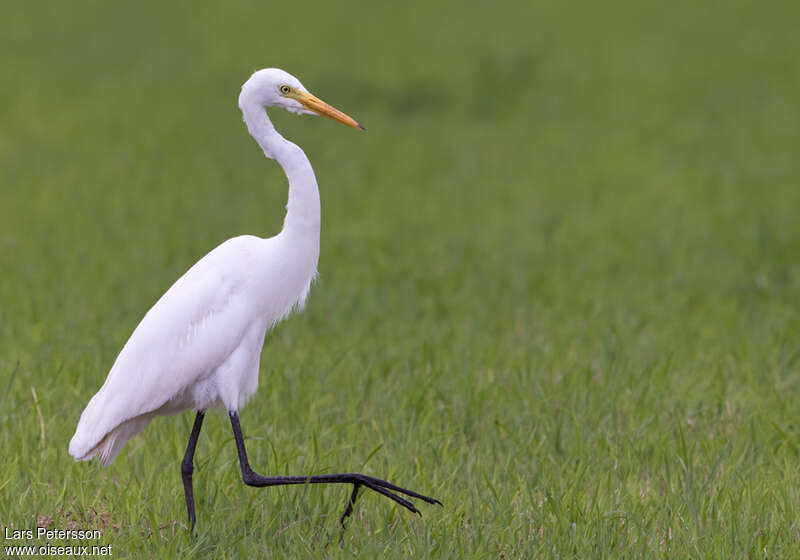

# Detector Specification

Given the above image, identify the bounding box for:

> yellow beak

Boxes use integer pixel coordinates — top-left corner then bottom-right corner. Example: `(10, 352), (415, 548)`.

(295, 91), (365, 131)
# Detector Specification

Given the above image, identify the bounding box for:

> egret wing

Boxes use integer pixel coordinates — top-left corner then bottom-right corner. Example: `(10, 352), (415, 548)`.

(69, 236), (263, 460)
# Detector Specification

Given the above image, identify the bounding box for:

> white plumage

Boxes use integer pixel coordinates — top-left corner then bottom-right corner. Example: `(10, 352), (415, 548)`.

(69, 68), (348, 465)
(69, 69), (439, 529)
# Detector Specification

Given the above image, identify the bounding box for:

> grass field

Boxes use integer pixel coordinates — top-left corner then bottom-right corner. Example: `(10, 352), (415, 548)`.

(2, 0), (800, 557)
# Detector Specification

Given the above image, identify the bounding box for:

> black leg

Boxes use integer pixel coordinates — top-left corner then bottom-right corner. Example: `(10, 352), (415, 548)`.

(181, 411), (205, 532)
(229, 411), (441, 525)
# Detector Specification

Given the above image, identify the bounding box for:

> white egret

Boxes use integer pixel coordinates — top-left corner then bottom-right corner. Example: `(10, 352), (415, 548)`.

(69, 68), (440, 530)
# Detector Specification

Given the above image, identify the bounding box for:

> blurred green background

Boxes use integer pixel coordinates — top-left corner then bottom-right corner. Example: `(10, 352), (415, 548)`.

(2, 0), (800, 557)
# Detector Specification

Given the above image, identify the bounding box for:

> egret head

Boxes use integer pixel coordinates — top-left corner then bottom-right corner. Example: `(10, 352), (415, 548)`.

(239, 68), (364, 130)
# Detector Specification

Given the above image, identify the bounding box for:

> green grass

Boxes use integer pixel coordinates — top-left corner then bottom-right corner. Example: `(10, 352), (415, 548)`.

(2, 0), (800, 557)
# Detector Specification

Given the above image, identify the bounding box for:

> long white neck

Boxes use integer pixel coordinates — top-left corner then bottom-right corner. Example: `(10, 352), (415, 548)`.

(240, 102), (321, 239)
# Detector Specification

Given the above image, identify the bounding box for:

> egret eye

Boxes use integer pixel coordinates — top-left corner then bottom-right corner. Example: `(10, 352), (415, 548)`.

(279, 85), (292, 95)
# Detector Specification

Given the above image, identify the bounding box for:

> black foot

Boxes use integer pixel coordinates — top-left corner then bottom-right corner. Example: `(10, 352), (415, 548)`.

(325, 473), (442, 523)
(230, 411), (442, 526)
(340, 482), (361, 527)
